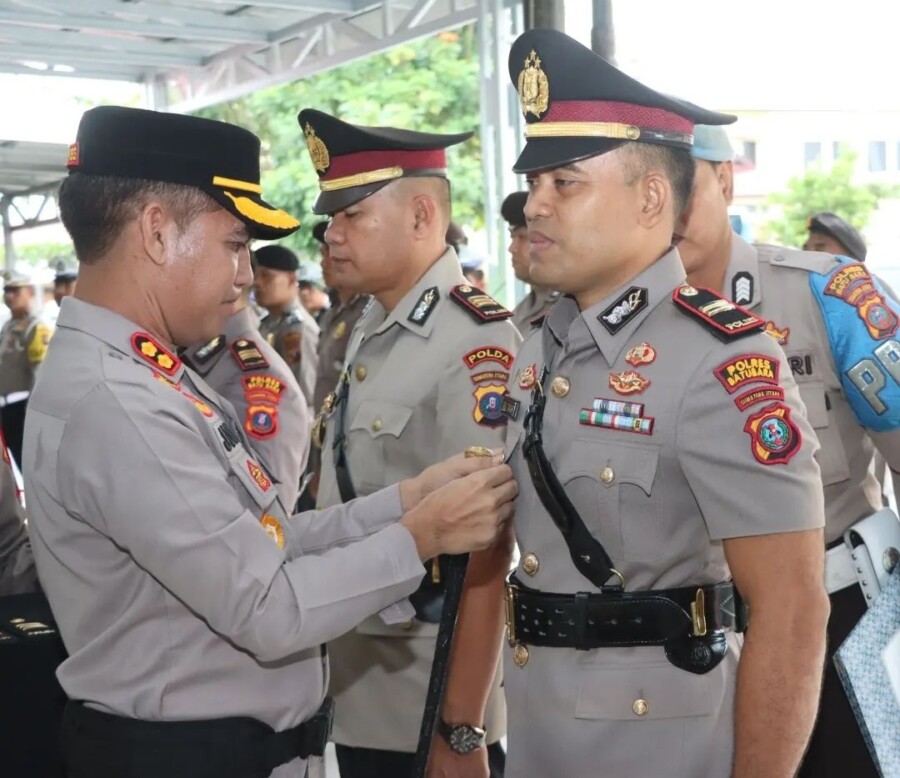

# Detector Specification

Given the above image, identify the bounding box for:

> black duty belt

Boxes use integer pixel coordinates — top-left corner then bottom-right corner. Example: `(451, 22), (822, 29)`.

(61, 696), (334, 778)
(506, 575), (746, 662)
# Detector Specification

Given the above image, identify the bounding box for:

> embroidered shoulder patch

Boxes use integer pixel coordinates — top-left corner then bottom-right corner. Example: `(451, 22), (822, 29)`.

(672, 285), (765, 341)
(231, 338), (269, 372)
(450, 285), (512, 323)
(242, 374), (286, 403)
(744, 402), (802, 465)
(245, 403), (278, 439)
(463, 345), (514, 371)
(408, 286), (439, 325)
(472, 383), (508, 426)
(193, 335), (226, 365)
(714, 353), (779, 395)
(131, 332), (180, 376)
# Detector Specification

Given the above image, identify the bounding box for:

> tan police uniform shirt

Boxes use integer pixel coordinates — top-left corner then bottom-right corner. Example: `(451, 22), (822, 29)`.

(23, 298), (428, 778)
(259, 303), (319, 420)
(0, 315), (51, 397)
(183, 306), (309, 512)
(723, 235), (900, 542)
(317, 248), (522, 752)
(0, 432), (36, 596)
(313, 294), (369, 414)
(501, 248), (824, 778)
(511, 286), (560, 335)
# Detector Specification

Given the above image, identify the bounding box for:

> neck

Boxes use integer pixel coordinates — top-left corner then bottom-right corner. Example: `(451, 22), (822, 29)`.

(686, 229), (733, 294)
(11, 309), (29, 320)
(265, 301), (292, 317)
(374, 248), (443, 313)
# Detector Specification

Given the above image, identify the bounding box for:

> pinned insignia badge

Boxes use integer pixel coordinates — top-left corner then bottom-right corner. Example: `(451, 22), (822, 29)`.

(734, 386), (786, 412)
(731, 271), (754, 306)
(672, 285), (765, 341)
(231, 339), (269, 371)
(744, 402), (802, 465)
(246, 459), (272, 492)
(625, 342), (656, 367)
(598, 287), (648, 335)
(501, 395), (521, 421)
(463, 345), (514, 371)
(608, 370), (650, 395)
(260, 513), (285, 549)
(283, 331), (302, 365)
(131, 332), (180, 377)
(449, 285), (513, 323)
(246, 404), (278, 439)
(518, 363), (537, 389)
(763, 322), (790, 346)
(193, 335), (226, 365)
(182, 392), (214, 418)
(824, 263), (899, 339)
(714, 353), (779, 394)
(408, 286), (439, 325)
(473, 383), (508, 426)
(333, 321), (347, 339)
(304, 123), (330, 173)
(517, 49), (550, 119)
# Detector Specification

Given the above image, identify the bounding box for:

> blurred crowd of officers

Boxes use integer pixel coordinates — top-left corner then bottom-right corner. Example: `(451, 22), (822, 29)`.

(1, 25), (899, 778)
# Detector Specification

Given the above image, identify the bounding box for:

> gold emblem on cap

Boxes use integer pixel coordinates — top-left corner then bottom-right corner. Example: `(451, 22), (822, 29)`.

(517, 50), (550, 119)
(304, 124), (330, 173)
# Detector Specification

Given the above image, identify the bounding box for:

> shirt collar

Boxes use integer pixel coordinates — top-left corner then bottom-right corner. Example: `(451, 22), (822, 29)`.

(58, 298), (187, 381)
(724, 233), (761, 309)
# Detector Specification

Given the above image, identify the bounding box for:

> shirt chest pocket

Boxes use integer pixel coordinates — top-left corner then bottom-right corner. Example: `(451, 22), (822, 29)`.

(348, 399), (415, 490)
(556, 439), (663, 563)
(798, 381), (849, 486)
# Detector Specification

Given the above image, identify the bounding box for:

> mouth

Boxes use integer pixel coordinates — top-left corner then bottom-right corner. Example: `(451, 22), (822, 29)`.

(528, 231), (555, 253)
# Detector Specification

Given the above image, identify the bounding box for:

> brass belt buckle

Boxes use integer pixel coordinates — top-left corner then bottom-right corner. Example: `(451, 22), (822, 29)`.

(690, 587), (707, 637)
(504, 581), (518, 645)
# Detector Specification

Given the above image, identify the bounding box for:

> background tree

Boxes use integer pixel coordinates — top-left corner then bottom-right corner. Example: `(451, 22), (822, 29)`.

(762, 149), (896, 248)
(200, 27), (482, 259)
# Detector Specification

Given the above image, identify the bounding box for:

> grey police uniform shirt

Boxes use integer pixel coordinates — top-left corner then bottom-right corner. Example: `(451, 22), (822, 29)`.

(259, 303), (320, 420)
(317, 248), (522, 752)
(0, 314), (52, 396)
(313, 294), (369, 414)
(0, 441), (37, 596)
(22, 298), (428, 778)
(511, 286), (560, 335)
(724, 235), (900, 543)
(183, 305), (310, 512)
(501, 248), (824, 778)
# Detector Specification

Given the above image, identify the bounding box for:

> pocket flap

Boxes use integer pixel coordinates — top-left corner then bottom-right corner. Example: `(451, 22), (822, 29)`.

(558, 439), (659, 495)
(349, 399), (414, 439)
(576, 662), (715, 720)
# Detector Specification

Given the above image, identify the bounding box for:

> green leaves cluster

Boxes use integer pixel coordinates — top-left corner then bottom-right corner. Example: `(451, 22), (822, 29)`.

(199, 27), (482, 257)
(763, 149), (897, 248)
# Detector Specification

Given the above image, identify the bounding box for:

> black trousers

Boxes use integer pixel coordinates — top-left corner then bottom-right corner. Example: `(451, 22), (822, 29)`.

(336, 741), (505, 778)
(0, 398), (27, 470)
(797, 584), (879, 778)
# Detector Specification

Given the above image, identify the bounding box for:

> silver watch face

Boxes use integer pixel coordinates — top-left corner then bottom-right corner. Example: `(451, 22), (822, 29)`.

(449, 725), (484, 755)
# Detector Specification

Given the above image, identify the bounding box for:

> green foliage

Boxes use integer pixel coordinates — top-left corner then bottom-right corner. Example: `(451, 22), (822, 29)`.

(763, 149), (898, 247)
(198, 28), (482, 257)
(1, 241), (73, 268)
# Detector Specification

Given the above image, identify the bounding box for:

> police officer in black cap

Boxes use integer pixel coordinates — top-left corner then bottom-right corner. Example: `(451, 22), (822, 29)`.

(804, 212), (868, 262)
(254, 244), (320, 421)
(53, 267), (78, 308)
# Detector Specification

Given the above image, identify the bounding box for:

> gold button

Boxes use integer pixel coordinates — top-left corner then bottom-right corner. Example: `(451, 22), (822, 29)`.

(522, 553), (540, 576)
(355, 365), (367, 381)
(512, 644), (529, 667)
(600, 466), (614, 485)
(400, 620), (414, 631)
(633, 698), (648, 717)
(371, 418), (382, 432)
(550, 376), (570, 398)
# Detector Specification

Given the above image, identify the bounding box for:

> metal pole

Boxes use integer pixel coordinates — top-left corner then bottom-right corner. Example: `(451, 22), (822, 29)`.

(524, 0), (564, 30)
(591, 0), (616, 63)
(1, 197), (16, 271)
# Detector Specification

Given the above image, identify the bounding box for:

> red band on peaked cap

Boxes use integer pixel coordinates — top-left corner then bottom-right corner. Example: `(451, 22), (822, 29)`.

(321, 148), (447, 180)
(541, 101), (694, 134)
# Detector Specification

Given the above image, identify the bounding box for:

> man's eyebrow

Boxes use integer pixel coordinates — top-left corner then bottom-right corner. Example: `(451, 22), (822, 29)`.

(229, 225), (251, 241)
(561, 162), (585, 173)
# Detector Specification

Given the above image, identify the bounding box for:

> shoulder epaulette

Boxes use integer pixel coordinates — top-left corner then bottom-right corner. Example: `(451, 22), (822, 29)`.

(230, 338), (269, 372)
(755, 244), (839, 275)
(672, 284), (765, 342)
(449, 285), (512, 324)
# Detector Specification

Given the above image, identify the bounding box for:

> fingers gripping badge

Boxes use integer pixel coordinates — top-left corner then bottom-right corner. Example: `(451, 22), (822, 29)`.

(743, 402), (802, 465)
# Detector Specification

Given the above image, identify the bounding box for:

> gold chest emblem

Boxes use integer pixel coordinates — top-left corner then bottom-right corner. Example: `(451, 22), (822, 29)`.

(304, 124), (330, 173)
(517, 50), (550, 119)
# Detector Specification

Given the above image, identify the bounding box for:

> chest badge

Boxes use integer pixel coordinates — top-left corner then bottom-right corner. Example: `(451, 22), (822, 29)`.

(472, 383), (508, 427)
(763, 322), (790, 346)
(408, 286), (439, 325)
(517, 363), (537, 390)
(625, 342), (656, 366)
(609, 370), (650, 395)
(333, 321), (348, 339)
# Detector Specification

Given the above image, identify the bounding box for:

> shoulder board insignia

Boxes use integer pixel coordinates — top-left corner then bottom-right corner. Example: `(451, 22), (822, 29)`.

(731, 271), (754, 306)
(672, 285), (765, 341)
(131, 332), (180, 377)
(230, 338), (269, 372)
(192, 335), (226, 365)
(408, 286), (439, 326)
(450, 285), (512, 323)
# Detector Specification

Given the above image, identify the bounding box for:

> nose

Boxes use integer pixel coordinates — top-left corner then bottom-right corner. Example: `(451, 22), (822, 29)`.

(236, 248), (253, 289)
(523, 185), (548, 222)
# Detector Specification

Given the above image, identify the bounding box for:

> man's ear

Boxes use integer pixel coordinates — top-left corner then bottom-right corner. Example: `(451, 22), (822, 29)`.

(138, 201), (172, 267)
(637, 171), (669, 229)
(718, 161), (734, 207)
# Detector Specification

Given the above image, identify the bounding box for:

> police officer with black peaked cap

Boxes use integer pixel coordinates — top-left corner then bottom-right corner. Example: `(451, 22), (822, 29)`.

(804, 212), (867, 262)
(22, 105), (516, 778)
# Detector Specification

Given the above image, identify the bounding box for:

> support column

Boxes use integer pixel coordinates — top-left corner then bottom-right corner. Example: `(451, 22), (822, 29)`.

(1, 196), (15, 271)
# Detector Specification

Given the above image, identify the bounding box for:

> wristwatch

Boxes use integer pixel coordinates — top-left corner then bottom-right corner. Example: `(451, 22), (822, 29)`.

(437, 718), (487, 755)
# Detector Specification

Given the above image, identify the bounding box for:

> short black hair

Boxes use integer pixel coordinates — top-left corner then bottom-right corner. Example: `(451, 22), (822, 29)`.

(58, 174), (218, 264)
(619, 144), (695, 218)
